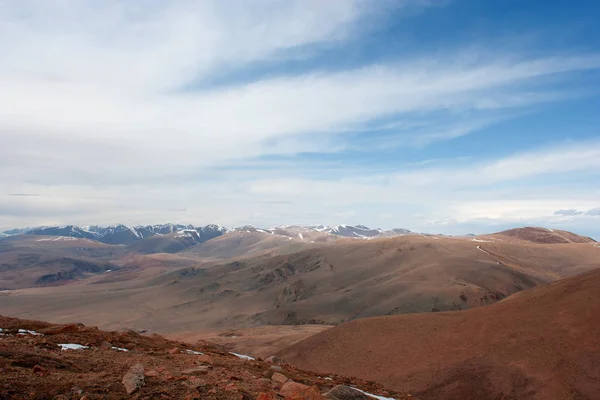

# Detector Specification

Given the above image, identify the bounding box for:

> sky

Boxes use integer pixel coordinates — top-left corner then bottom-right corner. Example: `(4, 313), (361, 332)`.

(1, 0), (600, 238)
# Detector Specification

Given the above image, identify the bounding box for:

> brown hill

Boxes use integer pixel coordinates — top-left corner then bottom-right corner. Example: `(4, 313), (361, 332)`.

(277, 268), (600, 400)
(183, 230), (331, 260)
(1, 235), (598, 334)
(484, 226), (597, 244)
(0, 235), (123, 289)
(0, 315), (408, 400)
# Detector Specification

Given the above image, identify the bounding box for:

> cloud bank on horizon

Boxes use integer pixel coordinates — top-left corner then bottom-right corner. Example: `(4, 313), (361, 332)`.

(1, 0), (600, 238)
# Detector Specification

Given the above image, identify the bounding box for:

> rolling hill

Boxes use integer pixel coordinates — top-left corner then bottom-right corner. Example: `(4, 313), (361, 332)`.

(277, 268), (600, 399)
(1, 233), (597, 334)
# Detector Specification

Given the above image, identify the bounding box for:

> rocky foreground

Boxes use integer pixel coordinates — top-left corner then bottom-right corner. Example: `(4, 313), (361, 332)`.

(0, 315), (411, 400)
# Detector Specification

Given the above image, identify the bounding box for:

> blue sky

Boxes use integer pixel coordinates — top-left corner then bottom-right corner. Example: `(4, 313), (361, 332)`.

(1, 0), (600, 238)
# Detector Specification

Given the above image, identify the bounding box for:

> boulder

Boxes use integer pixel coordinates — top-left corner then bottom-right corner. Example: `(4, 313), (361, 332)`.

(324, 385), (373, 400)
(280, 381), (309, 397)
(271, 372), (289, 384)
(122, 363), (145, 395)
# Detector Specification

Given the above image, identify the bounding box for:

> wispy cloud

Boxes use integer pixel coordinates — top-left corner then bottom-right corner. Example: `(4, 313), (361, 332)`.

(0, 1), (599, 238)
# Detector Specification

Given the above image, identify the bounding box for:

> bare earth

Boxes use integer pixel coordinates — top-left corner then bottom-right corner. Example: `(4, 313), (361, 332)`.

(0, 232), (598, 335)
(167, 325), (331, 359)
(277, 268), (600, 400)
(0, 315), (406, 400)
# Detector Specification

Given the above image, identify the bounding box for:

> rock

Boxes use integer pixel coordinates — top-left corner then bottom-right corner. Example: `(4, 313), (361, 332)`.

(263, 370), (273, 378)
(168, 347), (180, 355)
(181, 366), (210, 375)
(32, 365), (46, 377)
(197, 354), (214, 364)
(99, 341), (112, 349)
(280, 381), (309, 397)
(258, 378), (272, 387)
(53, 396), (69, 400)
(225, 383), (238, 392)
(292, 386), (326, 400)
(80, 396), (90, 400)
(324, 385), (373, 400)
(71, 386), (83, 396)
(257, 393), (278, 400)
(145, 370), (160, 377)
(271, 372), (289, 384)
(270, 365), (283, 372)
(265, 356), (283, 364)
(122, 363), (145, 395)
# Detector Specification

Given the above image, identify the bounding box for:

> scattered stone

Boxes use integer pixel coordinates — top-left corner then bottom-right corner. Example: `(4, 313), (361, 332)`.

(263, 370), (273, 378)
(71, 386), (83, 396)
(168, 347), (180, 355)
(197, 354), (214, 364)
(271, 372), (289, 384)
(293, 386), (326, 400)
(280, 381), (309, 398)
(122, 363), (145, 395)
(182, 366), (210, 375)
(265, 356), (283, 364)
(258, 378), (272, 387)
(225, 383), (238, 392)
(32, 365), (46, 377)
(324, 385), (374, 400)
(145, 370), (160, 377)
(270, 365), (283, 372)
(257, 393), (277, 400)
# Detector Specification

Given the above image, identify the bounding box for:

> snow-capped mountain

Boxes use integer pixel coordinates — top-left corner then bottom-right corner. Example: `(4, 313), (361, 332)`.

(1, 223), (411, 244)
(310, 224), (413, 239)
(3, 224), (228, 245)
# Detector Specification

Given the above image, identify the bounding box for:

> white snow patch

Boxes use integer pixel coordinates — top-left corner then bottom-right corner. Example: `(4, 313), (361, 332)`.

(547, 228), (555, 232)
(58, 343), (89, 351)
(324, 377), (333, 381)
(186, 349), (203, 355)
(351, 387), (396, 400)
(471, 238), (492, 243)
(111, 346), (129, 352)
(18, 329), (43, 336)
(230, 352), (255, 360)
(105, 269), (112, 273)
(298, 233), (304, 240)
(256, 229), (267, 233)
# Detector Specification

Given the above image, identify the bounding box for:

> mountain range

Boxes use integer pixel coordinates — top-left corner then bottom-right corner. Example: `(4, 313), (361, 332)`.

(1, 223), (415, 246)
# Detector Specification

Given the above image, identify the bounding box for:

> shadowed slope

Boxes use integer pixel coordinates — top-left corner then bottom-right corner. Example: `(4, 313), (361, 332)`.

(278, 268), (600, 400)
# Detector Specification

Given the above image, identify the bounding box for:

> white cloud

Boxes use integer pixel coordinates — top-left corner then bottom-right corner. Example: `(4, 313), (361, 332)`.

(1, 1), (599, 239)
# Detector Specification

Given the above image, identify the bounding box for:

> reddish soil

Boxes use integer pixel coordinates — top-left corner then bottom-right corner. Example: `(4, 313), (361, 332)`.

(278, 269), (600, 400)
(0, 315), (410, 400)
(167, 325), (331, 359)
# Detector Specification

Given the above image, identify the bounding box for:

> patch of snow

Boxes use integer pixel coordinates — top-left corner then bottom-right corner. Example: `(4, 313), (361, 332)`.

(547, 228), (555, 232)
(230, 352), (255, 360)
(105, 269), (112, 273)
(58, 343), (89, 351)
(256, 229), (267, 233)
(471, 238), (491, 243)
(298, 233), (304, 240)
(186, 349), (203, 355)
(18, 329), (43, 336)
(352, 387), (396, 400)
(324, 377), (333, 381)
(111, 346), (129, 352)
